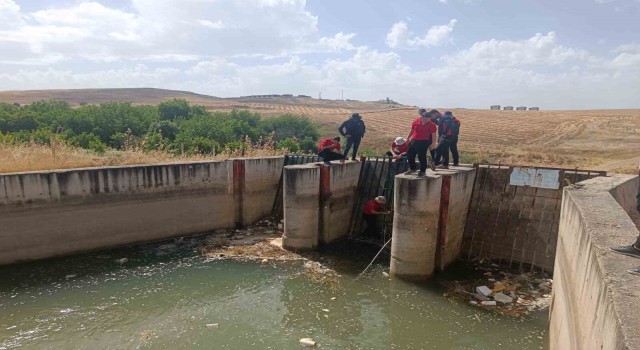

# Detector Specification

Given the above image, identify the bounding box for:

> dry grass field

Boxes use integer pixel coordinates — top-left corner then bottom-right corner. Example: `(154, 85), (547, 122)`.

(1, 88), (638, 173)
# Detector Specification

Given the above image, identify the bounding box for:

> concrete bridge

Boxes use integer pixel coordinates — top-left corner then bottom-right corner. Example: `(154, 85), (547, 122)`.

(0, 156), (638, 349)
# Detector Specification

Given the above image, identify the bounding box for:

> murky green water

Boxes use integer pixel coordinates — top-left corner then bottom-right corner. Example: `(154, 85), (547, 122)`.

(0, 237), (548, 350)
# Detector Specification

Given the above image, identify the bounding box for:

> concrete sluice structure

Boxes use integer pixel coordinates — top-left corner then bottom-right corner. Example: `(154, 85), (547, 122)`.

(391, 168), (476, 280)
(2, 155), (640, 349)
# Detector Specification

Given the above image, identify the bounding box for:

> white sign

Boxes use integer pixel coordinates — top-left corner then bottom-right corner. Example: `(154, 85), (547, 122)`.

(509, 167), (560, 189)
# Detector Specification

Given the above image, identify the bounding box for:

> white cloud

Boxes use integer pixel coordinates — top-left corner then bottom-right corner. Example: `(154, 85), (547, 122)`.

(0, 0), (355, 64)
(444, 32), (591, 67)
(197, 19), (225, 29)
(386, 19), (457, 49)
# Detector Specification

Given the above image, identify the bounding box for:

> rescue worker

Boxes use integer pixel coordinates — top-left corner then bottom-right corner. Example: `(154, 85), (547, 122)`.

(385, 137), (408, 160)
(428, 109), (442, 160)
(362, 196), (390, 238)
(317, 136), (345, 165)
(338, 113), (366, 160)
(433, 111), (458, 169)
(404, 109), (438, 177)
(450, 114), (461, 166)
(609, 164), (640, 275)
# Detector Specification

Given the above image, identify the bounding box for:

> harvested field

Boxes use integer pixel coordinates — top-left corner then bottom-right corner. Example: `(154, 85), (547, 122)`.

(2, 88), (638, 171)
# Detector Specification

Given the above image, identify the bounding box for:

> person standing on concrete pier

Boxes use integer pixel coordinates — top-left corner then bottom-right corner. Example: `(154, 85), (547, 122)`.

(338, 113), (366, 161)
(404, 109), (438, 177)
(361, 196), (390, 238)
(428, 109), (442, 160)
(433, 111), (459, 169)
(317, 136), (345, 165)
(610, 164), (640, 275)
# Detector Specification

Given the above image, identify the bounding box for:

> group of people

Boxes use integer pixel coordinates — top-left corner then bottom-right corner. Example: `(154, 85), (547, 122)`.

(315, 108), (462, 238)
(317, 109), (461, 177)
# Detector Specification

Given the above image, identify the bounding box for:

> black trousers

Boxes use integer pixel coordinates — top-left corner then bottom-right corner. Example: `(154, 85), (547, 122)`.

(318, 150), (345, 163)
(343, 137), (362, 160)
(407, 140), (432, 173)
(635, 185), (640, 247)
(362, 214), (378, 237)
(434, 139), (451, 167)
(450, 138), (459, 165)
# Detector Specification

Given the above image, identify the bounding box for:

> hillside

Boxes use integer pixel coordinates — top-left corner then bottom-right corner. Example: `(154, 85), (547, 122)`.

(1, 88), (638, 171)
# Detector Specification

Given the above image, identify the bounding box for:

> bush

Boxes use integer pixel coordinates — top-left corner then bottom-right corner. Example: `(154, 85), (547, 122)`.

(259, 114), (319, 141)
(276, 137), (300, 153)
(66, 132), (106, 153)
(148, 121), (179, 141)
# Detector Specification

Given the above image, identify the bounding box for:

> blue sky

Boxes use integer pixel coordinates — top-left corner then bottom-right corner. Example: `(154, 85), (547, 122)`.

(0, 0), (639, 109)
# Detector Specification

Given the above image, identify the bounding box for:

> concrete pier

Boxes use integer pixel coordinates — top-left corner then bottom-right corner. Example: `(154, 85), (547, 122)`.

(391, 173), (443, 280)
(390, 166), (476, 280)
(282, 161), (360, 250)
(282, 164), (321, 251)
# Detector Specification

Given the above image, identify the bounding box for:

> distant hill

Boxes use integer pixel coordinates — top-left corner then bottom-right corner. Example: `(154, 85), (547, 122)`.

(0, 88), (406, 113)
(0, 88), (222, 106)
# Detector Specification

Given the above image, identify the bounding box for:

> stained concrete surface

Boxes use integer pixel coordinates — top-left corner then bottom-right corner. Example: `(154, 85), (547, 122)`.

(0, 158), (283, 265)
(551, 175), (640, 350)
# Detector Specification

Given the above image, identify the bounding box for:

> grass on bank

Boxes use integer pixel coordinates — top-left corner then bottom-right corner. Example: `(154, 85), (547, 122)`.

(0, 138), (289, 174)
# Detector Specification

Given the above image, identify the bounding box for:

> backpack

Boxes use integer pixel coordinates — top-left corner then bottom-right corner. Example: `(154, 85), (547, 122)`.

(440, 116), (455, 138)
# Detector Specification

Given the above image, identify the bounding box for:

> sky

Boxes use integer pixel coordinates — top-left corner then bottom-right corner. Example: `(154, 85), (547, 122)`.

(0, 0), (639, 109)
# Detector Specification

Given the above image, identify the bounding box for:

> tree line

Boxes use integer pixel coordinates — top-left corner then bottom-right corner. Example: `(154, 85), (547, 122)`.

(0, 99), (319, 154)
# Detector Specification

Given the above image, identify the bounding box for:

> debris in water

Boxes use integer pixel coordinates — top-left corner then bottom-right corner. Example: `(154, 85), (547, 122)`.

(382, 271), (390, 277)
(65, 274), (77, 280)
(441, 258), (553, 317)
(205, 323), (219, 329)
(476, 286), (492, 297)
(299, 338), (317, 347)
(493, 292), (514, 304)
(321, 309), (329, 313)
(330, 297), (337, 301)
(116, 258), (128, 264)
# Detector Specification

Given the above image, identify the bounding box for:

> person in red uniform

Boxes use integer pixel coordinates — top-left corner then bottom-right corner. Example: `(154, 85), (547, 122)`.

(317, 136), (345, 165)
(405, 109), (438, 177)
(385, 137), (408, 160)
(362, 196), (390, 237)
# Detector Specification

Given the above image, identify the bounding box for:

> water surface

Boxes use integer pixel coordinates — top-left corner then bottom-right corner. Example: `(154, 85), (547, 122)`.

(0, 237), (547, 349)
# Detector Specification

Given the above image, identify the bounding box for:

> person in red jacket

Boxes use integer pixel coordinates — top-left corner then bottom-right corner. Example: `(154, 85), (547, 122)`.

(405, 109), (438, 177)
(362, 196), (390, 237)
(317, 136), (345, 165)
(385, 137), (408, 160)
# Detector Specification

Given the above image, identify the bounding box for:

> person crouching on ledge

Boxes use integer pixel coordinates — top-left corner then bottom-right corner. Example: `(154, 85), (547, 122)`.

(317, 136), (345, 165)
(386, 137), (408, 161)
(362, 196), (391, 238)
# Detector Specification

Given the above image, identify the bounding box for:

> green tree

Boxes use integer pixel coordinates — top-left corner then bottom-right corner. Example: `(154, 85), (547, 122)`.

(159, 98), (190, 121)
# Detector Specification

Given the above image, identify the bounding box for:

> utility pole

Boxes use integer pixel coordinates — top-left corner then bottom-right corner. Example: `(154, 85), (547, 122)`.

(319, 92), (322, 100)
(341, 90), (344, 101)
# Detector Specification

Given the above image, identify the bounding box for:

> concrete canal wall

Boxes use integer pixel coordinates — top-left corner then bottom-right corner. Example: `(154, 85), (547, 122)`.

(550, 175), (640, 350)
(0, 157), (284, 265)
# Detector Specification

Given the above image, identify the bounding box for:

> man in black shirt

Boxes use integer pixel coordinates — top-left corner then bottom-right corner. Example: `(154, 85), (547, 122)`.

(338, 113), (366, 160)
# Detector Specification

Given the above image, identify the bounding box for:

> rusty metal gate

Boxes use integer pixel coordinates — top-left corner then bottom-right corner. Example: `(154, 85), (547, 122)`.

(461, 164), (606, 272)
(348, 156), (409, 244)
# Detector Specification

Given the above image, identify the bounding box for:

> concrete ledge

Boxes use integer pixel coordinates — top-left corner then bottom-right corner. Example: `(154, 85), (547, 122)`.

(550, 175), (640, 350)
(322, 161), (361, 244)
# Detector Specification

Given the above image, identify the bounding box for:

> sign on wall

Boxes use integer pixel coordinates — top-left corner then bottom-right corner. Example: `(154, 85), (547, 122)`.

(509, 167), (560, 189)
